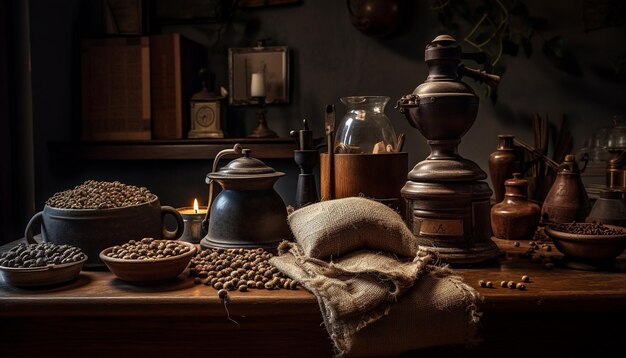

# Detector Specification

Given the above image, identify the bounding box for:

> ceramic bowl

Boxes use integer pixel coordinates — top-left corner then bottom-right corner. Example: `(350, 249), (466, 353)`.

(545, 224), (626, 260)
(99, 241), (196, 284)
(0, 257), (87, 288)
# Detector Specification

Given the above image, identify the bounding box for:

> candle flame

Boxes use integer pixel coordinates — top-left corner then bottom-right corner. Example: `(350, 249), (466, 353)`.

(193, 198), (199, 213)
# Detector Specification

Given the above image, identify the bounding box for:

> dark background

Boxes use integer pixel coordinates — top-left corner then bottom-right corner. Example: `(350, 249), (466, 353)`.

(2, 0), (625, 243)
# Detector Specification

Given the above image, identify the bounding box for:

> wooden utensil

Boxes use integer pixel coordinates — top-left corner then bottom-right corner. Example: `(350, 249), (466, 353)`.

(325, 105), (335, 199)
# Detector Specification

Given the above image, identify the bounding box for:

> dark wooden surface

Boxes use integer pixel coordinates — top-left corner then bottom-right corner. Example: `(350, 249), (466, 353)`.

(1, 239), (625, 357)
(49, 138), (297, 161)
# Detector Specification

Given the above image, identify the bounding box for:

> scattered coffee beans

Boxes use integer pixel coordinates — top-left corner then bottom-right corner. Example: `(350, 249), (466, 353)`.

(189, 247), (298, 291)
(104, 238), (191, 260)
(47, 180), (156, 210)
(0, 242), (86, 268)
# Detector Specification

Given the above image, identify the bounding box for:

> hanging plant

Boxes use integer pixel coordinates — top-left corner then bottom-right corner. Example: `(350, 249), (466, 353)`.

(430, 0), (583, 101)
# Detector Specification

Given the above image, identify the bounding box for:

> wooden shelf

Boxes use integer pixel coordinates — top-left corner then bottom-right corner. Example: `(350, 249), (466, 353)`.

(50, 138), (297, 161)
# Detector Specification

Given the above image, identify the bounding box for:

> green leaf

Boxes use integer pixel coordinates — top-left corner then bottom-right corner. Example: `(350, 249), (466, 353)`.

(521, 37), (533, 58)
(502, 37), (519, 56)
(542, 36), (583, 77)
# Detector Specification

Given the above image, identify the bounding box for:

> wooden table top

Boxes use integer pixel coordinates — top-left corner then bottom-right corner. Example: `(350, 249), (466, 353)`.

(1, 238), (626, 318)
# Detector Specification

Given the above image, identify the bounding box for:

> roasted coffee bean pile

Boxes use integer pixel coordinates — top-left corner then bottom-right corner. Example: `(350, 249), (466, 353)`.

(549, 222), (624, 236)
(104, 238), (191, 260)
(189, 248), (298, 291)
(47, 180), (156, 209)
(0, 242), (86, 268)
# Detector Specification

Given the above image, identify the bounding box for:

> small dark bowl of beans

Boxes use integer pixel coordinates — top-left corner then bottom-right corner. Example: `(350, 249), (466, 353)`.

(99, 238), (196, 284)
(545, 223), (626, 261)
(0, 242), (87, 288)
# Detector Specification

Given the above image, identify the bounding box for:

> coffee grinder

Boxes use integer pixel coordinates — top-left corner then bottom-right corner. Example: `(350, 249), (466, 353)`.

(396, 35), (501, 264)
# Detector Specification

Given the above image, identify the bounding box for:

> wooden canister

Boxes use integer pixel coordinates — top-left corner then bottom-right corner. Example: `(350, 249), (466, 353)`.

(320, 152), (408, 214)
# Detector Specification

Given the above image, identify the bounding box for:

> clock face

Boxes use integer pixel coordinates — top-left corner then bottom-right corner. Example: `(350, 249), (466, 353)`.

(192, 102), (220, 130)
(196, 106), (215, 127)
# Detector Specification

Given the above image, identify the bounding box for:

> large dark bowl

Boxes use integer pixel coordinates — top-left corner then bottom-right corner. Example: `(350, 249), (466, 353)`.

(545, 224), (626, 260)
(24, 197), (184, 269)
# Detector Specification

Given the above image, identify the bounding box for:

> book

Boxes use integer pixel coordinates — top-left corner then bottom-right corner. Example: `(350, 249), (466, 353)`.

(81, 37), (151, 141)
(150, 33), (207, 139)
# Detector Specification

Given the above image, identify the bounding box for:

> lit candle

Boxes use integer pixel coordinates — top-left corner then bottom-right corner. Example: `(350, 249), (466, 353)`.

(178, 198), (207, 215)
(177, 199), (208, 244)
(250, 72), (266, 97)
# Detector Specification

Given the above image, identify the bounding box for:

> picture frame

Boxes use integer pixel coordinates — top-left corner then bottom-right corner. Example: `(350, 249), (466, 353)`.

(228, 46), (290, 106)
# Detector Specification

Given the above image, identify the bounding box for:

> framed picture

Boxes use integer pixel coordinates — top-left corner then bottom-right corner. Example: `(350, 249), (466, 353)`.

(155, 0), (228, 24)
(228, 46), (290, 106)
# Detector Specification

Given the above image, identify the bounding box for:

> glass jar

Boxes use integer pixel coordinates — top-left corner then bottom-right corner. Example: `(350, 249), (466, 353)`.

(334, 96), (397, 154)
(605, 115), (626, 152)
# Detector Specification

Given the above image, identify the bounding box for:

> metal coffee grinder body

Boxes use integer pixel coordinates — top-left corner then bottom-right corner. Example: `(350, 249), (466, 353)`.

(397, 35), (501, 264)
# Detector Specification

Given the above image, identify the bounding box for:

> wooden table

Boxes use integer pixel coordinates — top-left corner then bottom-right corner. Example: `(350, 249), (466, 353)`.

(1, 239), (625, 357)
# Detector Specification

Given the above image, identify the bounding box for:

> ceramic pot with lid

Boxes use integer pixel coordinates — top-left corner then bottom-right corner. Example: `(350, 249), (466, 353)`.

(491, 173), (541, 240)
(200, 144), (290, 250)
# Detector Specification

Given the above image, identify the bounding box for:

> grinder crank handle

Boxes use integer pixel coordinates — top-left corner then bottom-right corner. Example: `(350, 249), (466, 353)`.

(458, 65), (501, 89)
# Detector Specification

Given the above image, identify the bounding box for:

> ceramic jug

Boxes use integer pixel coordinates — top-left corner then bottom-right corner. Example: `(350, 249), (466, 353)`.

(491, 173), (541, 240)
(541, 154), (591, 223)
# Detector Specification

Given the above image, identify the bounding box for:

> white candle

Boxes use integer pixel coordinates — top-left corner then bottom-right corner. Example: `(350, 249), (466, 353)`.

(250, 72), (266, 97)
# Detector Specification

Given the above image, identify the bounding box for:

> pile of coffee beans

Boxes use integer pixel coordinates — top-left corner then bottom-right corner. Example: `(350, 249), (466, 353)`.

(549, 222), (624, 236)
(104, 238), (191, 260)
(0, 242), (86, 268)
(47, 180), (156, 209)
(189, 248), (298, 291)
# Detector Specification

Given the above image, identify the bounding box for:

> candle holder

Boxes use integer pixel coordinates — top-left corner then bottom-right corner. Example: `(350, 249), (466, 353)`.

(177, 206), (208, 244)
(248, 96), (278, 138)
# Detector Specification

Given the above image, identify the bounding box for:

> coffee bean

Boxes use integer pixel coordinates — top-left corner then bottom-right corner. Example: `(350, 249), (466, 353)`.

(0, 242), (86, 268)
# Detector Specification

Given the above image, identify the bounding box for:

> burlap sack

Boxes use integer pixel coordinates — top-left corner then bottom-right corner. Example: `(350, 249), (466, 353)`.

(287, 197), (422, 259)
(271, 243), (479, 357)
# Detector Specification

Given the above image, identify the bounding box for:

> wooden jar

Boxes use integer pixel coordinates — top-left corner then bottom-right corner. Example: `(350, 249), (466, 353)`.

(319, 152), (408, 214)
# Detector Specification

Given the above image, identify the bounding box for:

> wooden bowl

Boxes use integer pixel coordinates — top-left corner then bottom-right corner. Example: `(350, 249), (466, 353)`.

(545, 224), (626, 260)
(99, 241), (196, 284)
(0, 257), (87, 288)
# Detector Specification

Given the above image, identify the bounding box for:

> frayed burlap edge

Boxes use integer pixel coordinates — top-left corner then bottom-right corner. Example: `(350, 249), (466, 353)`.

(271, 241), (482, 357)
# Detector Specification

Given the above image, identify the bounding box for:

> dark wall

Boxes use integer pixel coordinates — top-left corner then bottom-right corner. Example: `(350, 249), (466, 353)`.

(18, 0), (626, 239)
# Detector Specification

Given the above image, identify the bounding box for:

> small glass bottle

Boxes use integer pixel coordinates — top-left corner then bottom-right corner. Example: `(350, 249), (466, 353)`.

(491, 173), (541, 240)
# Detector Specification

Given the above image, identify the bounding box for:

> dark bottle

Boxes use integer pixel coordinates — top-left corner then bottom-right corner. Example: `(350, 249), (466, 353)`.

(541, 154), (591, 223)
(491, 173), (541, 240)
(489, 134), (518, 203)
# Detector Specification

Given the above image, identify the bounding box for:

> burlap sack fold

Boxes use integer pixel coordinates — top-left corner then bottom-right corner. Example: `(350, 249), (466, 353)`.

(287, 197), (424, 259)
(271, 198), (480, 357)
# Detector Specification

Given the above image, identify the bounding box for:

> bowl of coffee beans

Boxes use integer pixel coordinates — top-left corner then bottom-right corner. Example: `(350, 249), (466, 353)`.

(0, 242), (87, 287)
(99, 238), (196, 284)
(24, 180), (184, 269)
(545, 222), (626, 261)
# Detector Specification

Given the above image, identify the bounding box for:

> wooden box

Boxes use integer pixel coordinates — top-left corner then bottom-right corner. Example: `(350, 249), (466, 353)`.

(81, 37), (151, 141)
(149, 34), (207, 139)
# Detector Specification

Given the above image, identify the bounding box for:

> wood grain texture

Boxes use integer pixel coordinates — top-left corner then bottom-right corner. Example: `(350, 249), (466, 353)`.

(1, 239), (626, 356)
(49, 138), (297, 161)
